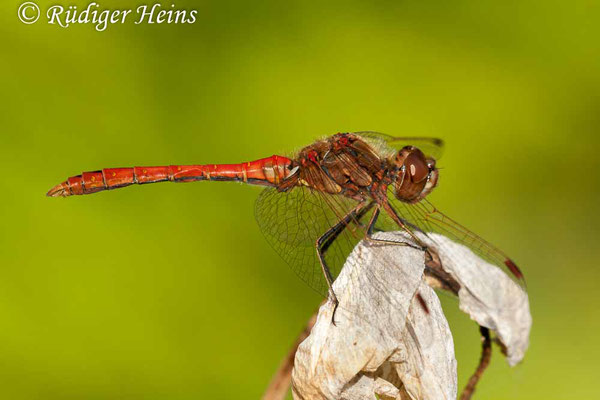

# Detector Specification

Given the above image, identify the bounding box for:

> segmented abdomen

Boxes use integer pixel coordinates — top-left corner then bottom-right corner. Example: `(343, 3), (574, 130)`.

(47, 156), (294, 197)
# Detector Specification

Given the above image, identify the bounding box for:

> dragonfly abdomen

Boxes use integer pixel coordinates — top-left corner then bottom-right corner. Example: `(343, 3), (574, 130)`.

(46, 156), (294, 197)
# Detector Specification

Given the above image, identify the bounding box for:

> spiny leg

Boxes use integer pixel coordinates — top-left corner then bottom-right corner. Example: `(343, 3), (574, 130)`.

(373, 202), (432, 314)
(364, 205), (423, 251)
(381, 200), (429, 250)
(316, 201), (374, 325)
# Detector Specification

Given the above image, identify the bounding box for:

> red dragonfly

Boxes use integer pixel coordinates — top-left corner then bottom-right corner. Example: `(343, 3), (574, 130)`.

(47, 131), (525, 305)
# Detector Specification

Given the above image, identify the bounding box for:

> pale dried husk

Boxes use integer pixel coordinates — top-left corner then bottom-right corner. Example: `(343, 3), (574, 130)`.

(291, 231), (531, 400)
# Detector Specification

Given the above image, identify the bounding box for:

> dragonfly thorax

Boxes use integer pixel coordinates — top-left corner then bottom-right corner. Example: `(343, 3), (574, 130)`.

(283, 133), (439, 204)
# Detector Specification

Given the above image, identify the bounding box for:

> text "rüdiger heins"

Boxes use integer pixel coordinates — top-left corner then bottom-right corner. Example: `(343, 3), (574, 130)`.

(47, 3), (197, 31)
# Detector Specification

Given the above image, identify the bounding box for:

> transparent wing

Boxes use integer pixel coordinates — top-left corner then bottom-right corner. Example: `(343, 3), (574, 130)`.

(255, 184), (525, 297)
(387, 191), (526, 290)
(255, 186), (435, 367)
(354, 131), (445, 160)
(254, 186), (373, 297)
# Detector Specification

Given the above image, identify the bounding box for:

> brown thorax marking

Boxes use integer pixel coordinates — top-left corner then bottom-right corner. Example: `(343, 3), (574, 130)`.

(292, 134), (386, 198)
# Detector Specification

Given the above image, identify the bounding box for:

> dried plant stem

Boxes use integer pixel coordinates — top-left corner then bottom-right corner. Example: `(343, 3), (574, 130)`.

(460, 326), (492, 400)
(262, 311), (318, 400)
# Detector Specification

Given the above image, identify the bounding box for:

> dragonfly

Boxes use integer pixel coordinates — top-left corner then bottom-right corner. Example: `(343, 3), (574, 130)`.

(47, 131), (525, 309)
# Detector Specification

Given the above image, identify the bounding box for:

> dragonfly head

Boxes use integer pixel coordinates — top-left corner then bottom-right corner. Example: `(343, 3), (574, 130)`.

(393, 146), (439, 203)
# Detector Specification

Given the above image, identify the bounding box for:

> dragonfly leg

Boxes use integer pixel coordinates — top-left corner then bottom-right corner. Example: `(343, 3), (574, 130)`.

(316, 201), (374, 325)
(364, 205), (423, 250)
(365, 204), (431, 315)
(380, 200), (429, 251)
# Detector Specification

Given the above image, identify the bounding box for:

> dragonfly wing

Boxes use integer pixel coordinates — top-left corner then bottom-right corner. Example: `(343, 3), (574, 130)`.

(254, 186), (373, 297)
(385, 191), (526, 291)
(354, 131), (445, 160)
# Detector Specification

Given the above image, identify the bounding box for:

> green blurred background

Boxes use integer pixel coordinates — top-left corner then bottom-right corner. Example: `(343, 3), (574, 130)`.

(1, 0), (599, 398)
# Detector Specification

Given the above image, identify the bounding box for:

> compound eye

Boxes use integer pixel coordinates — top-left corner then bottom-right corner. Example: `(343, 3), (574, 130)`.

(405, 152), (429, 183)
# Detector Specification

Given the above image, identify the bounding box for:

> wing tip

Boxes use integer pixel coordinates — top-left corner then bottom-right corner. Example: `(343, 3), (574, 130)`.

(504, 258), (526, 286)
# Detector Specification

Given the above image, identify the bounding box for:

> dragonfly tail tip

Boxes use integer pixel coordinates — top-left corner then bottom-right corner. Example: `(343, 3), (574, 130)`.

(46, 183), (68, 197)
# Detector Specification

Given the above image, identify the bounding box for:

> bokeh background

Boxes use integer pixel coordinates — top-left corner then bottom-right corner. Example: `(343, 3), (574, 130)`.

(1, 0), (599, 398)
